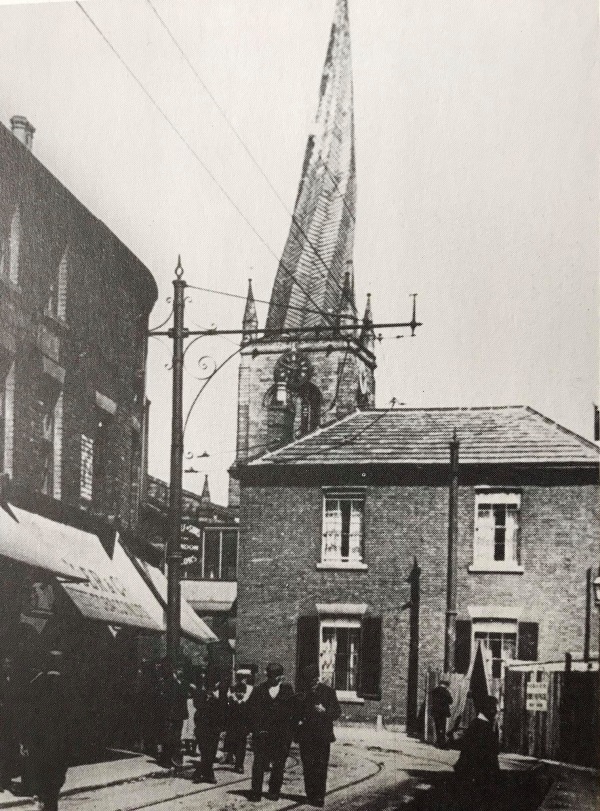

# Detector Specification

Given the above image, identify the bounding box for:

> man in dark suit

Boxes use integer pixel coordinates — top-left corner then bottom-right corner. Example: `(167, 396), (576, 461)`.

(296, 664), (341, 808)
(192, 677), (227, 784)
(22, 650), (72, 811)
(247, 663), (296, 801)
(430, 680), (453, 748)
(0, 655), (20, 792)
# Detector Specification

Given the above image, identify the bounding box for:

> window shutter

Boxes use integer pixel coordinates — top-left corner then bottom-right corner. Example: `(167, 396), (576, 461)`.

(517, 622), (538, 661)
(296, 615), (319, 689)
(357, 615), (382, 700)
(455, 619), (472, 674)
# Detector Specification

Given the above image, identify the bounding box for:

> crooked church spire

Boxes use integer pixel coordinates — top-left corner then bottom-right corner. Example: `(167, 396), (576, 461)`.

(266, 0), (356, 332)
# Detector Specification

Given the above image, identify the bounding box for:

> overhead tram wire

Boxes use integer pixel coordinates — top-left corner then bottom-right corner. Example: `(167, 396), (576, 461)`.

(186, 284), (334, 323)
(143, 0), (350, 305)
(189, 401), (401, 466)
(75, 2), (339, 332)
(186, 283), (366, 346)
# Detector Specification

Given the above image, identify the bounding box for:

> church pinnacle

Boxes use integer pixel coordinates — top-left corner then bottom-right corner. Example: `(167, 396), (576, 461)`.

(242, 279), (258, 344)
(266, 0), (356, 332)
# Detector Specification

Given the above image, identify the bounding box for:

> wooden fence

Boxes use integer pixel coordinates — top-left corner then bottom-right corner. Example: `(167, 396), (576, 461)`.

(503, 663), (599, 767)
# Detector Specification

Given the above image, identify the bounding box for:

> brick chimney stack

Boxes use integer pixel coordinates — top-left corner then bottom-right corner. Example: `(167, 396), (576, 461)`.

(10, 116), (35, 150)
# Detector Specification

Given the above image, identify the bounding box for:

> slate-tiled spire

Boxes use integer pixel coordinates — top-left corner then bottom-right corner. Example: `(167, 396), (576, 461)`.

(266, 0), (356, 332)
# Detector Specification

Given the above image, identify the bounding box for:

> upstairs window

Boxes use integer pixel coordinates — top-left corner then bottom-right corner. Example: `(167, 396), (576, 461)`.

(472, 490), (522, 572)
(181, 527), (238, 581)
(0, 207), (21, 284)
(321, 489), (365, 567)
(38, 378), (62, 499)
(93, 404), (113, 505)
(45, 247), (68, 321)
(80, 434), (94, 502)
(0, 356), (15, 475)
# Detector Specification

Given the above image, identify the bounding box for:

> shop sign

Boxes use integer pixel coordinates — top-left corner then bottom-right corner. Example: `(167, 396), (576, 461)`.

(526, 679), (548, 712)
(181, 522), (202, 579)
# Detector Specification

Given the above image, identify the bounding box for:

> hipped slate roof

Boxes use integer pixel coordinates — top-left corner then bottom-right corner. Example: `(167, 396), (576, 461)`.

(249, 406), (599, 466)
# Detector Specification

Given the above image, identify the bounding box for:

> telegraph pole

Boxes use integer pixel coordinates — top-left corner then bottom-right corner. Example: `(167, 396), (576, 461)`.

(406, 557), (421, 735)
(444, 429), (459, 674)
(149, 268), (422, 671)
(166, 259), (187, 666)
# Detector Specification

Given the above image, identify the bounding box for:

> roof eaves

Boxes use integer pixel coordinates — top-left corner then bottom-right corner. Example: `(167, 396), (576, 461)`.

(523, 406), (599, 454)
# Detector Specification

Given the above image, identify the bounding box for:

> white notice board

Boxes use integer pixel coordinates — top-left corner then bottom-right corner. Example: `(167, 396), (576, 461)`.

(526, 680), (548, 712)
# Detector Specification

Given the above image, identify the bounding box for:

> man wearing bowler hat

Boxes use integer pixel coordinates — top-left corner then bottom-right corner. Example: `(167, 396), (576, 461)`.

(246, 663), (296, 801)
(297, 663), (341, 807)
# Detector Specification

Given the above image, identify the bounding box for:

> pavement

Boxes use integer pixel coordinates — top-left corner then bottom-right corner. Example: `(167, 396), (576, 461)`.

(0, 726), (595, 810)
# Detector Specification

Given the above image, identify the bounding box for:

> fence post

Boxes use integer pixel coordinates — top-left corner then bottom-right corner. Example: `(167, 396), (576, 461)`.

(560, 652), (572, 762)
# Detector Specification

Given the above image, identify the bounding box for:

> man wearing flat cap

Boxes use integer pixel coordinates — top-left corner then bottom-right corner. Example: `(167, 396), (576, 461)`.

(246, 663), (296, 801)
(296, 663), (341, 807)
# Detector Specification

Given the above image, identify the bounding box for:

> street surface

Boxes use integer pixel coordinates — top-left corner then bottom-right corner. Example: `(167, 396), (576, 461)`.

(4, 727), (587, 811)
(7, 729), (455, 811)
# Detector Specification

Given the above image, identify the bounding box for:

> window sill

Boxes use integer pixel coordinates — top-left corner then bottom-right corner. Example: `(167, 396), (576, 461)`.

(317, 561), (368, 571)
(468, 563), (524, 574)
(335, 691), (364, 704)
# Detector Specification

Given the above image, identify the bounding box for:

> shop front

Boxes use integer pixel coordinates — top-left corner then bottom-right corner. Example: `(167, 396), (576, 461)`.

(0, 502), (215, 762)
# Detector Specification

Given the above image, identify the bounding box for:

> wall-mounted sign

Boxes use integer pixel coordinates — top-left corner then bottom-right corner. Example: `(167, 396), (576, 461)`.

(526, 679), (548, 712)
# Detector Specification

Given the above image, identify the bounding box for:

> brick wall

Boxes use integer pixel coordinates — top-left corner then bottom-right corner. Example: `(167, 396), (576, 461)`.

(236, 474), (599, 722)
(0, 122), (157, 528)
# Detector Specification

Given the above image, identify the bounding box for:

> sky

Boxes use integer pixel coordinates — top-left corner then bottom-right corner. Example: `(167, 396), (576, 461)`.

(0, 0), (597, 504)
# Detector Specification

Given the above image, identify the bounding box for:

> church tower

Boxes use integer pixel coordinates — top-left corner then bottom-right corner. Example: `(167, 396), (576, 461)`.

(232, 0), (375, 496)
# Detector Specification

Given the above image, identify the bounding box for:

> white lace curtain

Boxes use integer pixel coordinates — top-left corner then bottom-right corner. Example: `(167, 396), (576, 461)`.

(323, 498), (363, 562)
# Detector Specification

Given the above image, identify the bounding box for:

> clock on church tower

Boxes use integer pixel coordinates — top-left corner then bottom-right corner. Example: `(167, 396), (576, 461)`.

(273, 349), (312, 391)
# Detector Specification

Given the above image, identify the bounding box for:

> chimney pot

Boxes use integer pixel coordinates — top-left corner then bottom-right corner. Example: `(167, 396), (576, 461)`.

(10, 116), (35, 150)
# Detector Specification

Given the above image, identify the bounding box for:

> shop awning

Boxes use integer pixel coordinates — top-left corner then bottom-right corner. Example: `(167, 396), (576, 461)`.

(0, 503), (93, 582)
(61, 538), (164, 632)
(133, 559), (217, 644)
(181, 580), (237, 613)
(0, 503), (215, 640)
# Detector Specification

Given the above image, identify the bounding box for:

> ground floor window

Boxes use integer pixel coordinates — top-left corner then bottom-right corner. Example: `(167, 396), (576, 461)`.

(473, 621), (517, 679)
(297, 614), (382, 701)
(320, 618), (360, 696)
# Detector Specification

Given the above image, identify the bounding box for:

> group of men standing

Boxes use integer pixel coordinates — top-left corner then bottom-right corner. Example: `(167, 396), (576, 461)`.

(188, 661), (340, 807)
(247, 662), (340, 807)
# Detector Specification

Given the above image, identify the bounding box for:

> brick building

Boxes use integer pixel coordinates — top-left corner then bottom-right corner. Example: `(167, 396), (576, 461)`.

(0, 115), (215, 757)
(140, 474), (239, 643)
(233, 406), (599, 722)
(230, 0), (599, 723)
(0, 115), (157, 525)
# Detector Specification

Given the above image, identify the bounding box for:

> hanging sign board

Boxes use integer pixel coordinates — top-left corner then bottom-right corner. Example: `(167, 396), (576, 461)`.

(526, 679), (548, 712)
(181, 522), (202, 579)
